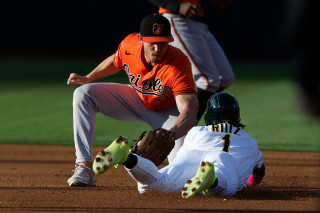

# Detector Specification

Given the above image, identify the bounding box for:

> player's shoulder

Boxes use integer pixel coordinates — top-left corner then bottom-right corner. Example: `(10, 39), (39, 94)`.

(118, 33), (141, 56)
(236, 128), (259, 145)
(237, 128), (251, 138)
(121, 33), (140, 46)
(187, 125), (210, 135)
(191, 125), (207, 131)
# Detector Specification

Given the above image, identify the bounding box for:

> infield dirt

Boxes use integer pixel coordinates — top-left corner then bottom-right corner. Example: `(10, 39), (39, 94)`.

(0, 144), (319, 212)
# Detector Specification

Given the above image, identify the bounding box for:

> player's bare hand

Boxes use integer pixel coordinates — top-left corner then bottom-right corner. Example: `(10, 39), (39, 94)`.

(67, 73), (89, 86)
(154, 128), (175, 139)
(179, 2), (200, 20)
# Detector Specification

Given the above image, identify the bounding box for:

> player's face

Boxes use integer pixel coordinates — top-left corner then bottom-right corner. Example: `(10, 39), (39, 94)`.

(143, 41), (169, 65)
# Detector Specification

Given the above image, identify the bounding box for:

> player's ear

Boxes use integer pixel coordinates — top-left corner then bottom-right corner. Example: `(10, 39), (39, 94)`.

(138, 34), (143, 44)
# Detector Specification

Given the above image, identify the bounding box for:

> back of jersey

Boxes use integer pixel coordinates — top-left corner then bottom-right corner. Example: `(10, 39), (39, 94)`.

(181, 124), (263, 186)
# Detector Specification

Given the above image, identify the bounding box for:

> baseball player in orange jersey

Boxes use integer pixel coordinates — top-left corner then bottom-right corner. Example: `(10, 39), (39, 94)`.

(66, 14), (198, 187)
(147, 0), (235, 121)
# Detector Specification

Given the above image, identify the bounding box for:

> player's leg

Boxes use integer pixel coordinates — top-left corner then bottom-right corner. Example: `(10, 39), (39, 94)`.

(196, 28), (235, 120)
(181, 151), (239, 198)
(205, 29), (234, 90)
(125, 155), (162, 193)
(126, 150), (205, 194)
(69, 82), (189, 186)
(163, 14), (220, 120)
(181, 161), (217, 198)
(72, 83), (147, 163)
(90, 134), (192, 194)
(165, 14), (220, 92)
(90, 134), (161, 193)
(68, 83), (149, 186)
(201, 151), (239, 196)
(93, 136), (133, 174)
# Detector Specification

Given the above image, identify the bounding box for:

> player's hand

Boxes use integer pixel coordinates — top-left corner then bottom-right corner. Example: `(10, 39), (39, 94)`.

(67, 73), (89, 86)
(154, 128), (176, 140)
(179, 2), (200, 20)
(245, 174), (263, 187)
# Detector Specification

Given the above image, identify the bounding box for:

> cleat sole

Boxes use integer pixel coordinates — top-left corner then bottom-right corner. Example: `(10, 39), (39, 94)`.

(181, 161), (215, 199)
(93, 136), (132, 175)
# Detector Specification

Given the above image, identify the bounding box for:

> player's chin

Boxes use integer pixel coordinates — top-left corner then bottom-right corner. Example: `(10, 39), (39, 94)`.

(151, 56), (162, 64)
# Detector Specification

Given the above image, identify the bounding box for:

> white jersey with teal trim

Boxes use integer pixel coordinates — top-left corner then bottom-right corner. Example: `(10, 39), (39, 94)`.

(178, 124), (264, 188)
(127, 123), (264, 196)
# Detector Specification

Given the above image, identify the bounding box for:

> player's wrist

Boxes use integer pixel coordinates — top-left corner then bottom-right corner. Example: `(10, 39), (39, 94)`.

(83, 75), (93, 84)
(246, 174), (263, 187)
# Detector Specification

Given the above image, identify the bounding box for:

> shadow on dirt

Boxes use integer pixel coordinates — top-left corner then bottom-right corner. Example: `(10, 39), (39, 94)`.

(235, 185), (320, 200)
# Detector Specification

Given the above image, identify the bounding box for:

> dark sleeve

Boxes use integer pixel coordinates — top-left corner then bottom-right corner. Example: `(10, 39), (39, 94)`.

(252, 164), (265, 177)
(146, 0), (181, 12)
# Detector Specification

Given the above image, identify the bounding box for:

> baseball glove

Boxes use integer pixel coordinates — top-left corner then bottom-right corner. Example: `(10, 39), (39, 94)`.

(131, 128), (176, 166)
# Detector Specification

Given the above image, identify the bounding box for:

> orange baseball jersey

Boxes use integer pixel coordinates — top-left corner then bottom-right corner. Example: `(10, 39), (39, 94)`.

(113, 33), (196, 111)
(159, 0), (204, 17)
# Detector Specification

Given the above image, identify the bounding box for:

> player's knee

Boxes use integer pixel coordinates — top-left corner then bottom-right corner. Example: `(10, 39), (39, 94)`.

(73, 86), (85, 101)
(73, 85), (93, 106)
(220, 72), (235, 89)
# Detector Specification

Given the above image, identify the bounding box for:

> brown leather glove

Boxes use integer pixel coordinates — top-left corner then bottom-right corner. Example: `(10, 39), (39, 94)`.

(131, 128), (176, 166)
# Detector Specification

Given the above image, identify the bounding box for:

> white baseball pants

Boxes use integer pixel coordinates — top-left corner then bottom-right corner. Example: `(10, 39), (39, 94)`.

(163, 13), (234, 93)
(126, 150), (239, 196)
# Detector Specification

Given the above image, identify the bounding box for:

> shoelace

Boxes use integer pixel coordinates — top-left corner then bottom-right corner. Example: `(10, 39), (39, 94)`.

(73, 164), (87, 174)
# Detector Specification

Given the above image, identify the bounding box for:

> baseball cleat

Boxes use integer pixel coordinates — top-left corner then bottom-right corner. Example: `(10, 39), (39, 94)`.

(93, 136), (131, 174)
(181, 161), (217, 199)
(67, 163), (96, 187)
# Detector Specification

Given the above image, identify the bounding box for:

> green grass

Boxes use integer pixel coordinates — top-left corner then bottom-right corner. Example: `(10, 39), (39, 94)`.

(1, 58), (319, 152)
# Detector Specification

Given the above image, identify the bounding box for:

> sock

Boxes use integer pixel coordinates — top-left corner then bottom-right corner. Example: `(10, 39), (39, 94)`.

(210, 176), (218, 189)
(123, 153), (138, 169)
(202, 174), (218, 195)
(79, 162), (92, 168)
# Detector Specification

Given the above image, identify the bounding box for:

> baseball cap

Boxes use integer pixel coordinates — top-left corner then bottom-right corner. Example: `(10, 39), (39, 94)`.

(140, 13), (174, 43)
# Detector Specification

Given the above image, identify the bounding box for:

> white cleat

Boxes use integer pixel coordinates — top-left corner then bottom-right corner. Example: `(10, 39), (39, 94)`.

(67, 163), (96, 187)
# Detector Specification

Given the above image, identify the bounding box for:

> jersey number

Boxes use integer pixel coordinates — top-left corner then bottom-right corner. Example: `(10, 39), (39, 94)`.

(222, 134), (231, 152)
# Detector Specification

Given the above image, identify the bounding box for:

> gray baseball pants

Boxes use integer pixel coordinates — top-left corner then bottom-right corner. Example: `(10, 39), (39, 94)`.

(72, 83), (184, 164)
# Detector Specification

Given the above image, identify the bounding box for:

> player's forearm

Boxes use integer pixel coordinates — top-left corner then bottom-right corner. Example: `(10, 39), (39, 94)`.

(169, 94), (198, 139)
(86, 54), (119, 82)
(146, 0), (181, 12)
(170, 110), (197, 139)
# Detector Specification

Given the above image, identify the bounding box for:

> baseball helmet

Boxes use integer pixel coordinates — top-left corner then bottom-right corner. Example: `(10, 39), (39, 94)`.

(204, 92), (244, 127)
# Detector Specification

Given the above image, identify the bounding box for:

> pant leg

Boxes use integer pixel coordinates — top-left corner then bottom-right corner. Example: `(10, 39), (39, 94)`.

(205, 29), (234, 89)
(163, 13), (220, 93)
(72, 83), (182, 163)
(167, 135), (185, 163)
(203, 151), (239, 196)
(73, 83), (144, 163)
(126, 150), (206, 194)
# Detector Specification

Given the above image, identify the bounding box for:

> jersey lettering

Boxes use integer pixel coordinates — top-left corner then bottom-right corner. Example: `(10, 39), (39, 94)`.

(222, 134), (231, 152)
(124, 63), (172, 97)
(212, 123), (240, 135)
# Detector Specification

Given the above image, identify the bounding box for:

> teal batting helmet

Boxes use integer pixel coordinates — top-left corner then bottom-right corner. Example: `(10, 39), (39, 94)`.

(204, 92), (245, 127)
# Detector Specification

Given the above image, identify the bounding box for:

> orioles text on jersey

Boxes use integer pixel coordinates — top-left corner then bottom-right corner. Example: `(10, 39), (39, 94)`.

(123, 63), (172, 96)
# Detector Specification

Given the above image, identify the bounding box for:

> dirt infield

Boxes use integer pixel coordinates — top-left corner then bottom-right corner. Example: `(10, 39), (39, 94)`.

(0, 144), (319, 212)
